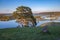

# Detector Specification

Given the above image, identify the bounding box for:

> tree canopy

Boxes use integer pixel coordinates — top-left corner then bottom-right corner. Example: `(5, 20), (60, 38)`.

(12, 6), (37, 26)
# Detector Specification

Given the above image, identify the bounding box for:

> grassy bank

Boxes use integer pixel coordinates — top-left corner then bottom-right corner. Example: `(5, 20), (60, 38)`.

(0, 26), (60, 40)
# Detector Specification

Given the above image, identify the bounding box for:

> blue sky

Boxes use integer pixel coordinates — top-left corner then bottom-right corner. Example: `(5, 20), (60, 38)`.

(0, 0), (60, 13)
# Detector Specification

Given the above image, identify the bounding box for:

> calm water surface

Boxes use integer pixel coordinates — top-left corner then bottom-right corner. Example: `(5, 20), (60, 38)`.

(0, 20), (18, 29)
(0, 20), (60, 29)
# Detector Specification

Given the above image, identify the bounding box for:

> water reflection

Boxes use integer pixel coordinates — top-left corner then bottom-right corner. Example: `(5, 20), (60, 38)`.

(0, 20), (18, 29)
(36, 21), (60, 27)
(0, 20), (60, 29)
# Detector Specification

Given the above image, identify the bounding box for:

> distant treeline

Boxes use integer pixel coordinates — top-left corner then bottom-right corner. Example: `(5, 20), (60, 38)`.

(0, 14), (14, 21)
(0, 12), (60, 21)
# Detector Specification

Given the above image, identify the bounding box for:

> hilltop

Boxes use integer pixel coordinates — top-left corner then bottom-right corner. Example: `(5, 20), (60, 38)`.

(34, 12), (60, 15)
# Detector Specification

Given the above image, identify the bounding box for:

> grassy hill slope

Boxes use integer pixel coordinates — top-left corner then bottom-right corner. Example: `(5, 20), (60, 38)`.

(0, 23), (60, 40)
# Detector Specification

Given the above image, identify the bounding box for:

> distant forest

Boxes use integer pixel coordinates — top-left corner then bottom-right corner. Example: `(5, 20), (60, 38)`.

(0, 12), (60, 21)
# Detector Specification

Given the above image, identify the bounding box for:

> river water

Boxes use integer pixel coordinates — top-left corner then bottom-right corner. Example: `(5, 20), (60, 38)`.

(0, 20), (60, 29)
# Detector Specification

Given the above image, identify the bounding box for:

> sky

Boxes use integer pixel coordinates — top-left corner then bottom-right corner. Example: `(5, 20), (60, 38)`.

(0, 0), (60, 13)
